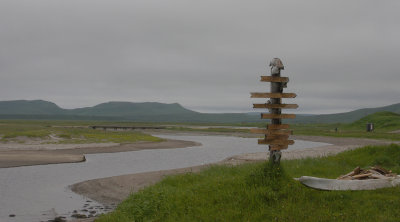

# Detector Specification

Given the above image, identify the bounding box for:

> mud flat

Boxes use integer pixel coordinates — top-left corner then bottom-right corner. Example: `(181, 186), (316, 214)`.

(0, 139), (200, 168)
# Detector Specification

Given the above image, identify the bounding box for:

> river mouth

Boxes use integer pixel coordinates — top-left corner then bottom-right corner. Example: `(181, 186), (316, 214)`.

(0, 134), (329, 222)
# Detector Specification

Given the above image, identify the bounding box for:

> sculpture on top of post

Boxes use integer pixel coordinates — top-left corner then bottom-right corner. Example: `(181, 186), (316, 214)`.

(250, 58), (298, 165)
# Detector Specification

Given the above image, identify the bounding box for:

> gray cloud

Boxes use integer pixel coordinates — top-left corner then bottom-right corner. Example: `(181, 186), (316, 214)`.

(0, 0), (399, 114)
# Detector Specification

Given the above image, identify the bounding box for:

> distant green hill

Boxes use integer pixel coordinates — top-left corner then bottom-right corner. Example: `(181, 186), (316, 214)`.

(291, 103), (400, 124)
(0, 100), (260, 123)
(349, 111), (400, 131)
(66, 102), (198, 116)
(0, 100), (64, 115)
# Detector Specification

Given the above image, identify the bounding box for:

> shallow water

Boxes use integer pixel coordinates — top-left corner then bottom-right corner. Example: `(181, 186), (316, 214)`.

(0, 135), (329, 222)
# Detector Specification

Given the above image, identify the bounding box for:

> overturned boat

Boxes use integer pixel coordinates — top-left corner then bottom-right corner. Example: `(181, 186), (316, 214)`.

(298, 166), (400, 190)
(298, 175), (400, 190)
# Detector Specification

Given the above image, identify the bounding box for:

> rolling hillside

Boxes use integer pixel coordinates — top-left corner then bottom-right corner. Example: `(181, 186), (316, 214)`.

(0, 100), (64, 115)
(349, 111), (400, 131)
(0, 100), (259, 123)
(291, 103), (400, 124)
(66, 102), (198, 116)
(0, 100), (399, 124)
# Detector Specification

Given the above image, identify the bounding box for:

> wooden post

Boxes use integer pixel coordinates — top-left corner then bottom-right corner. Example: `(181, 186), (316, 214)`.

(250, 58), (297, 165)
(270, 58), (283, 164)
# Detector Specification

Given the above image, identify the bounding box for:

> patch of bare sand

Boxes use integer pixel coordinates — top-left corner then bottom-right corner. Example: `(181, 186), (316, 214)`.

(0, 142), (119, 151)
(0, 139), (200, 168)
(70, 165), (209, 205)
(0, 151), (86, 168)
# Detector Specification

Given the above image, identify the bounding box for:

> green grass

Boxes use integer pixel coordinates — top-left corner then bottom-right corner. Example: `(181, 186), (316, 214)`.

(161, 112), (400, 141)
(97, 144), (400, 222)
(292, 112), (400, 141)
(167, 126), (250, 134)
(53, 128), (162, 144)
(291, 123), (400, 141)
(1, 111), (399, 143)
(350, 111), (400, 131)
(0, 120), (162, 143)
(0, 121), (53, 139)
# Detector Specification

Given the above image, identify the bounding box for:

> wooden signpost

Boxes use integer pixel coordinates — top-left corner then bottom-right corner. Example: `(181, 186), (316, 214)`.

(250, 58), (298, 164)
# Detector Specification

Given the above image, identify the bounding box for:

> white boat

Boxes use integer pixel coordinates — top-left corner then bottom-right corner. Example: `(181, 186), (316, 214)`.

(298, 175), (400, 190)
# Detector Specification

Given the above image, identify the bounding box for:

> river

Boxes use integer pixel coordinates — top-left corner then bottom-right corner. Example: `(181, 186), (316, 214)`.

(0, 134), (329, 222)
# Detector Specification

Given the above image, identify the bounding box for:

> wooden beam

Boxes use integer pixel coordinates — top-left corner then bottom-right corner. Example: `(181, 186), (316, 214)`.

(253, 103), (298, 109)
(260, 76), (289, 82)
(266, 135), (290, 140)
(261, 113), (296, 119)
(269, 145), (289, 151)
(267, 124), (290, 130)
(250, 93), (297, 98)
(258, 139), (295, 145)
(250, 128), (292, 135)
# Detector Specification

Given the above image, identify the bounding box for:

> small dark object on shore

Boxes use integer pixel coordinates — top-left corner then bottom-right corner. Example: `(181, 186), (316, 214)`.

(48, 216), (66, 222)
(9, 214), (15, 217)
(71, 213), (87, 219)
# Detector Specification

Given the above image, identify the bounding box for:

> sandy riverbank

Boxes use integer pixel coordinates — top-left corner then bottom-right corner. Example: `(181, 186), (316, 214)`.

(0, 139), (201, 168)
(70, 135), (395, 207)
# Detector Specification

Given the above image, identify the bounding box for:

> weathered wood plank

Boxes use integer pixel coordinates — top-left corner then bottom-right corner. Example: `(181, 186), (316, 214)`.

(253, 103), (298, 109)
(269, 145), (289, 151)
(250, 93), (297, 98)
(258, 139), (295, 145)
(266, 134), (290, 140)
(250, 128), (293, 135)
(267, 129), (293, 135)
(261, 113), (296, 119)
(267, 124), (290, 130)
(260, 76), (289, 82)
(352, 173), (373, 179)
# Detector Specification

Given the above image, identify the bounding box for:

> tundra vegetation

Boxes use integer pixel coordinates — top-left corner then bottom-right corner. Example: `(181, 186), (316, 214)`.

(97, 144), (400, 222)
(0, 111), (399, 143)
(168, 112), (400, 141)
(0, 120), (162, 143)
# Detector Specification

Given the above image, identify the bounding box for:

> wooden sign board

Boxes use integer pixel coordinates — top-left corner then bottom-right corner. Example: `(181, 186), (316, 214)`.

(250, 128), (293, 135)
(253, 103), (299, 109)
(250, 59), (297, 154)
(258, 139), (295, 146)
(261, 113), (296, 119)
(251, 92), (297, 98)
(260, 76), (289, 82)
(267, 124), (290, 130)
(269, 145), (289, 151)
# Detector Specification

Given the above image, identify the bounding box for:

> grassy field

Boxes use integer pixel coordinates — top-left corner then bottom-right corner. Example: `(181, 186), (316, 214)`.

(292, 112), (400, 141)
(97, 144), (400, 222)
(0, 111), (399, 143)
(0, 120), (162, 143)
(166, 112), (400, 141)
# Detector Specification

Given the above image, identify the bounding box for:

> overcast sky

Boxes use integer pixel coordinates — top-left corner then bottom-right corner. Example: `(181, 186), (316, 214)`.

(0, 0), (399, 114)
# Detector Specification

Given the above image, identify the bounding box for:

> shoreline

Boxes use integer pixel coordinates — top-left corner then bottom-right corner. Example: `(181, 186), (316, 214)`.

(70, 135), (394, 206)
(1, 132), (397, 222)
